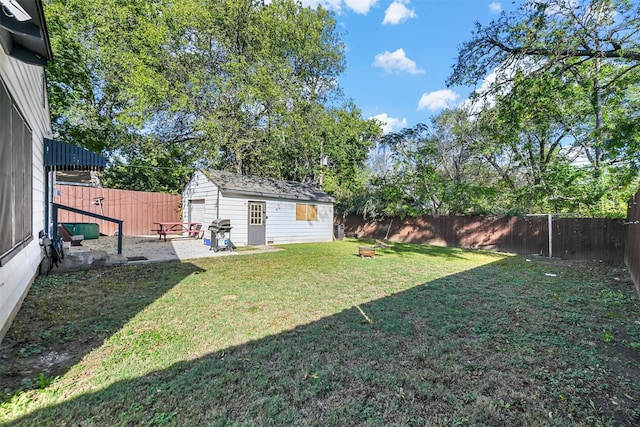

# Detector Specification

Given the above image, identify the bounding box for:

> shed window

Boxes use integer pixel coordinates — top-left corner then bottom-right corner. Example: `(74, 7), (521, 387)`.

(0, 78), (33, 263)
(249, 202), (264, 225)
(296, 204), (317, 221)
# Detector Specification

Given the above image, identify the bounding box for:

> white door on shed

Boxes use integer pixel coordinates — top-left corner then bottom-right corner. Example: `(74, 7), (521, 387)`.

(188, 199), (205, 223)
(247, 201), (266, 245)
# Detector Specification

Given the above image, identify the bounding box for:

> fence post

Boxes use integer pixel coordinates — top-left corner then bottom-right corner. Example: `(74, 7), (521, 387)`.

(548, 214), (553, 258)
(117, 221), (123, 255)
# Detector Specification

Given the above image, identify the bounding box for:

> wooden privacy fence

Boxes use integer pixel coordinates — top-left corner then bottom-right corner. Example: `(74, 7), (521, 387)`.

(626, 189), (640, 295)
(54, 185), (182, 236)
(337, 214), (626, 262)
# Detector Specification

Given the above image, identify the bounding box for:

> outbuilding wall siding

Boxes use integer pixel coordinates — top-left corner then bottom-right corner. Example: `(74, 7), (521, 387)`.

(183, 169), (218, 226)
(183, 170), (334, 247)
(264, 200), (333, 244)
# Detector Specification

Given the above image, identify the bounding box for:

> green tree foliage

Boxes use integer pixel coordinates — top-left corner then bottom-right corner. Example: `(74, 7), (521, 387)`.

(360, 113), (501, 218)
(45, 0), (126, 152)
(44, 0), (376, 196)
(439, 0), (640, 217)
(448, 0), (640, 168)
(100, 137), (195, 194)
(364, 100), (637, 218)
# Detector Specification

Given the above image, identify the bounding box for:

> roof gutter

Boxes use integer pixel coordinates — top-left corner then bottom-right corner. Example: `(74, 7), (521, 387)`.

(219, 188), (335, 203)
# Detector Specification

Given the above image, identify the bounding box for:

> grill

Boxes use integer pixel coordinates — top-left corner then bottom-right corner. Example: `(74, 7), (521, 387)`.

(209, 218), (230, 229)
(208, 219), (232, 252)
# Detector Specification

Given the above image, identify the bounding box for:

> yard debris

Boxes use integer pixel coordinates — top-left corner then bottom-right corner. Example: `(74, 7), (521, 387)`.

(375, 239), (394, 249)
(355, 304), (373, 324)
(303, 372), (320, 380)
(545, 273), (557, 277)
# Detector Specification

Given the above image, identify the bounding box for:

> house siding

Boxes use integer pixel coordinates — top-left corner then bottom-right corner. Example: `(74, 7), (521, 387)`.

(0, 48), (50, 341)
(183, 170), (334, 247)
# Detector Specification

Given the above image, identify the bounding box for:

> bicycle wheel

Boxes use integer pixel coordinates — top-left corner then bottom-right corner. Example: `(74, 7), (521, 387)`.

(39, 238), (53, 275)
(53, 237), (64, 261)
(51, 242), (62, 267)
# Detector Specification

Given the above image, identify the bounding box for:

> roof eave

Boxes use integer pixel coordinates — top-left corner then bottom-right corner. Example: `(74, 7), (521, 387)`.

(0, 0), (52, 66)
(220, 188), (335, 203)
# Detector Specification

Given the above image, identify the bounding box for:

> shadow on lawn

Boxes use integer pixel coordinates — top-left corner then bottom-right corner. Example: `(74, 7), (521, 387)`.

(353, 239), (474, 260)
(7, 256), (640, 426)
(0, 261), (204, 399)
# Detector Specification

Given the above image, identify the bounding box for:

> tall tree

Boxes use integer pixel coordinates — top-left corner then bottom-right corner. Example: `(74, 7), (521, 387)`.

(366, 112), (499, 217)
(44, 0), (376, 196)
(100, 137), (194, 194)
(448, 0), (640, 173)
(170, 0), (347, 176)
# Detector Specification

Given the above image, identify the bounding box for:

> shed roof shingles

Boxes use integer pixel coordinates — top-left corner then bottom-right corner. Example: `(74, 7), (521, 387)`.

(203, 170), (335, 203)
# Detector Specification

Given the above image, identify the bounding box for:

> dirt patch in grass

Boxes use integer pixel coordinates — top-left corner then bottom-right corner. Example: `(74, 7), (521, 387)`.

(0, 262), (204, 397)
(1, 242), (639, 425)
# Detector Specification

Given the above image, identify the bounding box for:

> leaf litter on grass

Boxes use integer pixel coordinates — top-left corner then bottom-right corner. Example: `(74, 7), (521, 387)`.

(1, 241), (639, 425)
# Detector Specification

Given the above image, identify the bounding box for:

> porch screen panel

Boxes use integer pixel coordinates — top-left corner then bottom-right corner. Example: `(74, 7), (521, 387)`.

(12, 107), (24, 247)
(23, 117), (32, 241)
(0, 79), (33, 261)
(0, 81), (11, 255)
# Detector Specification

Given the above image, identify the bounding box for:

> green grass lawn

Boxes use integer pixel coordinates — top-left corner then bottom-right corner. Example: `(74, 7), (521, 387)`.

(1, 240), (639, 426)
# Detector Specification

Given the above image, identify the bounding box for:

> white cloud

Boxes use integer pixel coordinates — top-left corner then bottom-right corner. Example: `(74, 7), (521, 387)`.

(373, 48), (424, 75)
(345, 0), (377, 14)
(383, 1), (417, 25)
(417, 89), (460, 111)
(489, 2), (502, 13)
(300, 0), (376, 14)
(371, 113), (408, 134)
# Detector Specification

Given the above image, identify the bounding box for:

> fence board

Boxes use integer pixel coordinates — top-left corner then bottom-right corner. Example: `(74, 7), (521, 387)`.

(339, 214), (625, 262)
(626, 190), (640, 295)
(54, 185), (182, 236)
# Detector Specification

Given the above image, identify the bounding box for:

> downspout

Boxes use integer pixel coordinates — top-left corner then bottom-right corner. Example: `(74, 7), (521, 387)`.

(216, 186), (220, 219)
(44, 168), (48, 235)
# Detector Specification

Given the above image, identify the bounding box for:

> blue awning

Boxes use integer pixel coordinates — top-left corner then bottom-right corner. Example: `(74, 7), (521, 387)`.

(44, 138), (107, 171)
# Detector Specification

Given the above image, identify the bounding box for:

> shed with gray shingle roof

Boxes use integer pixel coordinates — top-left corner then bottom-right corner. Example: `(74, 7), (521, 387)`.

(183, 170), (335, 247)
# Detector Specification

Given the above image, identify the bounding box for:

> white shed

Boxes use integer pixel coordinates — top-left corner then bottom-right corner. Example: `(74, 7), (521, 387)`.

(0, 0), (53, 341)
(183, 170), (335, 246)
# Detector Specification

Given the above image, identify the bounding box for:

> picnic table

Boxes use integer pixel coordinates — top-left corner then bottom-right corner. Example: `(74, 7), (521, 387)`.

(153, 222), (203, 241)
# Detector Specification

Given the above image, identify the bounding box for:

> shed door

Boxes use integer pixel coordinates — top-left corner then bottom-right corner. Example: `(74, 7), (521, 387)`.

(188, 199), (205, 224)
(247, 202), (266, 245)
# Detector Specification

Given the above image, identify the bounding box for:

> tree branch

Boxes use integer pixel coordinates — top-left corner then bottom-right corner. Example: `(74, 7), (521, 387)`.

(487, 39), (640, 61)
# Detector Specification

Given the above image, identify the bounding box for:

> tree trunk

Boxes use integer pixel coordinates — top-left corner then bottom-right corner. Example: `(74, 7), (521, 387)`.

(593, 55), (604, 173)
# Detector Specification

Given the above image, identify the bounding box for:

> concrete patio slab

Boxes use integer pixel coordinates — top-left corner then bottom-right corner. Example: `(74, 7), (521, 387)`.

(68, 235), (278, 266)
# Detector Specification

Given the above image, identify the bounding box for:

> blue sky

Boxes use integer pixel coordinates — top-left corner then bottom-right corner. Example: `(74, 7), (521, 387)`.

(301, 0), (518, 133)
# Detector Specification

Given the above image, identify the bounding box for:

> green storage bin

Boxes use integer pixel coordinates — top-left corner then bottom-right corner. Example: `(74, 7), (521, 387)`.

(62, 223), (100, 239)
